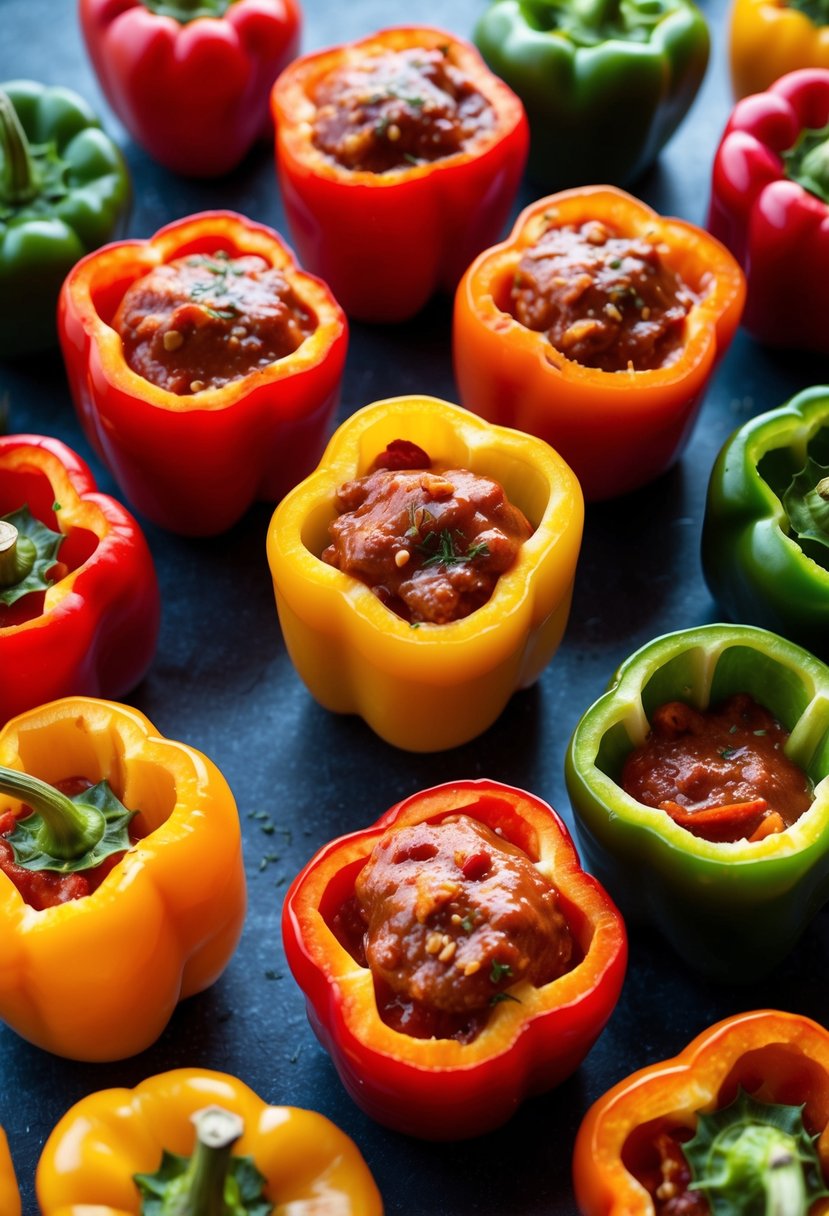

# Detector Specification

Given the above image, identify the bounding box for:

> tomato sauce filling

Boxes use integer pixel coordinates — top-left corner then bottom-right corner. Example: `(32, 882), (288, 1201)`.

(113, 251), (317, 394)
(621, 693), (813, 842)
(331, 814), (574, 1042)
(510, 220), (697, 372)
(322, 439), (532, 624)
(311, 46), (495, 173)
(629, 1125), (709, 1216)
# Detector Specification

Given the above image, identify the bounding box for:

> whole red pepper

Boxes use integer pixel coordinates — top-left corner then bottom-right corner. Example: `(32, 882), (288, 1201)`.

(0, 434), (159, 724)
(283, 779), (627, 1140)
(79, 0), (302, 177)
(707, 67), (829, 353)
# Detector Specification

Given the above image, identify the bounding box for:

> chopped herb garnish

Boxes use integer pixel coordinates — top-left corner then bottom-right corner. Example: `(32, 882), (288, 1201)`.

(490, 960), (513, 985)
(409, 621), (421, 629)
(490, 992), (522, 1006)
(720, 747), (737, 759)
(51, 501), (61, 512)
(753, 729), (767, 736)
(417, 528), (491, 568)
(609, 258), (622, 269)
(729, 724), (738, 733)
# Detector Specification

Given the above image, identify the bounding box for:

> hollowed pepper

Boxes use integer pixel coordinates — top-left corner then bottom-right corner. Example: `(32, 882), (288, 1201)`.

(565, 623), (829, 981)
(79, 0), (302, 177)
(729, 0), (829, 99)
(36, 1068), (383, 1215)
(0, 433), (160, 725)
(473, 0), (710, 190)
(283, 780), (627, 1140)
(0, 696), (246, 1060)
(59, 210), (348, 536)
(266, 395), (583, 752)
(703, 385), (829, 661)
(453, 186), (745, 501)
(707, 68), (829, 354)
(574, 1008), (829, 1215)
(270, 26), (529, 322)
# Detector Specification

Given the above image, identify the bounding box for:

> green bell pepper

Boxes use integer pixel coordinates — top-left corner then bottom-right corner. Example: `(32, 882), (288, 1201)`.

(565, 623), (829, 981)
(0, 79), (130, 358)
(473, 0), (709, 189)
(702, 386), (829, 663)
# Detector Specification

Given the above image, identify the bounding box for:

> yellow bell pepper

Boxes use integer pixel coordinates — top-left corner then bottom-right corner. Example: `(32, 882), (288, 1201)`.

(0, 697), (246, 1061)
(36, 1068), (383, 1216)
(729, 0), (829, 99)
(0, 1127), (20, 1216)
(266, 395), (583, 752)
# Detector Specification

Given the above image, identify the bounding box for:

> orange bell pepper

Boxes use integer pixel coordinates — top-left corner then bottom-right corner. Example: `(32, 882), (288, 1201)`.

(266, 395), (583, 752)
(453, 186), (745, 501)
(0, 696), (245, 1061)
(573, 1008), (829, 1215)
(0, 1127), (20, 1216)
(36, 1068), (383, 1215)
(729, 0), (829, 99)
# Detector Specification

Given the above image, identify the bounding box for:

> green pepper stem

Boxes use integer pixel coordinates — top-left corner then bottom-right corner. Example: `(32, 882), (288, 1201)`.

(818, 479), (829, 501)
(0, 89), (38, 206)
(571, 0), (619, 30)
(0, 767), (105, 861)
(766, 1146), (807, 1215)
(175, 1107), (245, 1216)
(800, 135), (829, 201)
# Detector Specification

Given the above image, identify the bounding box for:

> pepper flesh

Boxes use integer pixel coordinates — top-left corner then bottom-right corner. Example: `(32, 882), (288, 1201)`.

(573, 1009), (829, 1215)
(565, 623), (829, 981)
(0, 696), (246, 1060)
(59, 210), (348, 536)
(282, 779), (627, 1140)
(0, 434), (159, 725)
(729, 0), (829, 99)
(454, 186), (745, 502)
(0, 1128), (19, 1216)
(266, 395), (584, 752)
(36, 1068), (383, 1215)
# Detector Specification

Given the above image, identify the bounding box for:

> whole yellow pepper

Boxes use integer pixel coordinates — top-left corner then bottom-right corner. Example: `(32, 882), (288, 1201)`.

(36, 1068), (383, 1215)
(729, 0), (829, 97)
(0, 1127), (20, 1216)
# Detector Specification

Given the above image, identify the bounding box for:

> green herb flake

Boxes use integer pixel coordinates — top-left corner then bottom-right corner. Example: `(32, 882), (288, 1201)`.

(490, 992), (522, 1006)
(720, 747), (737, 760)
(490, 960), (513, 985)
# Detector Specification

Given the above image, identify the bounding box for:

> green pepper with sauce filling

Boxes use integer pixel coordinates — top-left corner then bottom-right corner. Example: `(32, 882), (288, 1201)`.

(565, 623), (829, 981)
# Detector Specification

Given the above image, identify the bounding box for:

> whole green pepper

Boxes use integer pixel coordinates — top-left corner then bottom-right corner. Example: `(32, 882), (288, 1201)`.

(702, 386), (829, 662)
(565, 623), (829, 981)
(473, 0), (709, 189)
(0, 80), (130, 358)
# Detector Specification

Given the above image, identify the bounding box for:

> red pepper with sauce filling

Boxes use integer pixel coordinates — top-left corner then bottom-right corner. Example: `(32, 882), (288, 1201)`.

(282, 779), (627, 1139)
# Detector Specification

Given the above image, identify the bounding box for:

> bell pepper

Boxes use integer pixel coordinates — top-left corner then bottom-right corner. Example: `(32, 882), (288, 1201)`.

(0, 79), (130, 358)
(58, 210), (348, 536)
(0, 1128), (19, 1216)
(702, 385), (829, 661)
(707, 67), (829, 354)
(729, 0), (829, 100)
(0, 695), (246, 1060)
(79, 0), (301, 178)
(283, 779), (627, 1140)
(473, 0), (710, 190)
(35, 1067), (382, 1215)
(565, 622), (829, 981)
(574, 1008), (829, 1215)
(266, 394), (583, 752)
(0, 433), (160, 724)
(453, 186), (745, 502)
(270, 26), (529, 323)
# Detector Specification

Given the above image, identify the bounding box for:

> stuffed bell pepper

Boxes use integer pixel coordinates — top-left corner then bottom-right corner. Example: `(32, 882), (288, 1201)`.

(565, 623), (829, 981)
(474, 0), (710, 189)
(0, 79), (129, 357)
(36, 1068), (382, 1215)
(0, 696), (245, 1060)
(0, 434), (159, 724)
(730, 0), (829, 99)
(574, 1008), (829, 1215)
(271, 26), (528, 322)
(703, 385), (829, 660)
(59, 210), (347, 535)
(283, 780), (627, 1140)
(266, 395), (583, 752)
(454, 186), (745, 501)
(80, 0), (301, 177)
(708, 67), (829, 354)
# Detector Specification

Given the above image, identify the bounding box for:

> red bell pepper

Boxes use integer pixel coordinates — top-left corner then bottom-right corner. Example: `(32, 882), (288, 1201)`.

(79, 0), (302, 178)
(271, 26), (529, 322)
(59, 210), (348, 536)
(708, 67), (829, 354)
(283, 779), (627, 1140)
(0, 434), (159, 724)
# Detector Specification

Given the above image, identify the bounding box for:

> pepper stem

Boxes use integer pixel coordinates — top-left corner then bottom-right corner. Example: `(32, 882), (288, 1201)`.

(0, 767), (105, 861)
(0, 521), (37, 587)
(818, 477), (829, 502)
(0, 89), (38, 206)
(800, 135), (829, 200)
(766, 1145), (808, 1215)
(570, 0), (619, 30)
(176, 1107), (245, 1216)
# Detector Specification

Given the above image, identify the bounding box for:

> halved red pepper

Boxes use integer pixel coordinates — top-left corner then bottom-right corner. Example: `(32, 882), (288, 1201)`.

(79, 0), (302, 177)
(283, 779), (627, 1140)
(271, 26), (529, 322)
(0, 434), (159, 724)
(58, 210), (348, 536)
